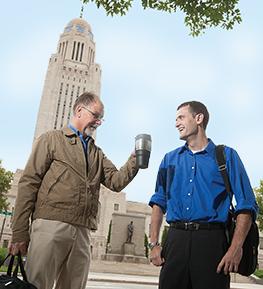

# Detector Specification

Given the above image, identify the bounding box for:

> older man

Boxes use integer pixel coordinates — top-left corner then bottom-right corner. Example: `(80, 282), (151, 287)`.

(9, 92), (139, 289)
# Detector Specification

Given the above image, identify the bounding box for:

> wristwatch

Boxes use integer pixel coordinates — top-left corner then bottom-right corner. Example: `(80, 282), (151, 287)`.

(148, 241), (160, 250)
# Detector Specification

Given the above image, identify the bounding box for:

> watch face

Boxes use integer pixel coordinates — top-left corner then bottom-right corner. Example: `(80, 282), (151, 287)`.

(76, 25), (85, 33)
(148, 241), (160, 250)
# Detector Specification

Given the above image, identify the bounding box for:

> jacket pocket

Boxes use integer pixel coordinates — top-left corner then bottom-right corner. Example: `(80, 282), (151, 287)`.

(41, 163), (81, 209)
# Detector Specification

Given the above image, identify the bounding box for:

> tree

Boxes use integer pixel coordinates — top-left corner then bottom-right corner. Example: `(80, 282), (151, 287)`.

(144, 233), (149, 258)
(255, 180), (263, 231)
(82, 0), (242, 36)
(106, 220), (112, 253)
(161, 225), (169, 246)
(0, 160), (13, 212)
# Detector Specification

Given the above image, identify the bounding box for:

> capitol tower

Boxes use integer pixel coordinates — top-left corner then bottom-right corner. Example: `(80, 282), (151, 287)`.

(34, 18), (101, 139)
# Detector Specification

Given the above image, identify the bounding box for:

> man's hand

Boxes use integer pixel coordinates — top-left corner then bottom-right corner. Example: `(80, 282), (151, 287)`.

(8, 241), (29, 256)
(217, 212), (251, 274)
(150, 245), (164, 266)
(216, 245), (242, 274)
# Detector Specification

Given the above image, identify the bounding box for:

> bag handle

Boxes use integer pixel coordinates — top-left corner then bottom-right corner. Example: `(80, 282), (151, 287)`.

(215, 144), (235, 211)
(17, 252), (28, 282)
(4, 252), (28, 282)
(0, 253), (12, 268)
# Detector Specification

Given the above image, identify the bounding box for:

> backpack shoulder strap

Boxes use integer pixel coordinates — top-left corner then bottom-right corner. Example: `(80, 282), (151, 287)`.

(215, 145), (234, 209)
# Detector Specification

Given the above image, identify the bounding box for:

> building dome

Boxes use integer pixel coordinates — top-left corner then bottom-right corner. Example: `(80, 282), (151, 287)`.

(64, 18), (92, 35)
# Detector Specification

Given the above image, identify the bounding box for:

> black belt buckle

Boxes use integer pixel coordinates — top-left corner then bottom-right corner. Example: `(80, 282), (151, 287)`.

(185, 222), (200, 230)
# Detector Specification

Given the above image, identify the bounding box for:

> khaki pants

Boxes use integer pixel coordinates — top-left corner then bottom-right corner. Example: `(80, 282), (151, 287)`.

(25, 219), (91, 289)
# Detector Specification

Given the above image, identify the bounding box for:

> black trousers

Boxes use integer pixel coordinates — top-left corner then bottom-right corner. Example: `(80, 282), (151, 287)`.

(159, 227), (230, 289)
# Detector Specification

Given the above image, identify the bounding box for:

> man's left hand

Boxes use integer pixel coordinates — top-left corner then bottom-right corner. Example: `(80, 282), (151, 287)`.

(216, 245), (243, 274)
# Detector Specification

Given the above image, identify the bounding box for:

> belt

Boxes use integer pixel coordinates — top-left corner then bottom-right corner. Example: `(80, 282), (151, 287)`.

(170, 221), (225, 231)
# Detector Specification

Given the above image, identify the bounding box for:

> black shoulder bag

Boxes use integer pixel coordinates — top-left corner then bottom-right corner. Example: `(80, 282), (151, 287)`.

(0, 253), (37, 289)
(216, 144), (259, 276)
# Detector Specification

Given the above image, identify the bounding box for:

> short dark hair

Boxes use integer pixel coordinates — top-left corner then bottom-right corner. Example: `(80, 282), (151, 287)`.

(177, 101), (209, 130)
(73, 92), (102, 114)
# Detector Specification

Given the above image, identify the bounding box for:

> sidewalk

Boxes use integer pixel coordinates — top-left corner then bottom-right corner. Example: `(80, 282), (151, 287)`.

(88, 271), (263, 289)
(89, 259), (263, 288)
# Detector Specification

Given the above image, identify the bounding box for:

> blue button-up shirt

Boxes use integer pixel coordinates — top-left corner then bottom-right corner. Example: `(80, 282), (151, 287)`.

(68, 124), (90, 152)
(149, 140), (258, 223)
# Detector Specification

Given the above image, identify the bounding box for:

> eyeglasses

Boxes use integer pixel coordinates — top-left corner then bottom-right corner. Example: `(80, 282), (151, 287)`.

(82, 106), (104, 122)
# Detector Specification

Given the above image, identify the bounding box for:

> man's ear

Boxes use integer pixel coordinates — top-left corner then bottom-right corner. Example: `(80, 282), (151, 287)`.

(74, 105), (82, 118)
(76, 105), (82, 113)
(196, 113), (204, 126)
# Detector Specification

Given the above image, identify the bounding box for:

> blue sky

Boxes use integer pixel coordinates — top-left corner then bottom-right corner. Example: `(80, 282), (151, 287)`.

(0, 0), (262, 203)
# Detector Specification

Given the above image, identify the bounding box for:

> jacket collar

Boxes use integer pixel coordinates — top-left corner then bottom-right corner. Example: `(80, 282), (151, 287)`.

(62, 126), (95, 144)
(63, 126), (76, 137)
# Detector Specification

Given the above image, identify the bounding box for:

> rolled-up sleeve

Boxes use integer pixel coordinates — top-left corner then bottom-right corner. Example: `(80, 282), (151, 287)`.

(227, 147), (258, 220)
(149, 157), (167, 213)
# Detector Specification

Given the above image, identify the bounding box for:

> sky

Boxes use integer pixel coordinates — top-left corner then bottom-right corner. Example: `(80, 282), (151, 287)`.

(0, 0), (262, 204)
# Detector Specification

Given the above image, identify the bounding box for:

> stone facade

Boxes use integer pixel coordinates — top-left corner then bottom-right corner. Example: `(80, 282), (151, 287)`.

(34, 18), (101, 139)
(102, 213), (148, 263)
(90, 186), (167, 260)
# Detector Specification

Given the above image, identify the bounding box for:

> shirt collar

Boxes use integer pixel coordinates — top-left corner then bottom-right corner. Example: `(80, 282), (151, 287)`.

(204, 139), (216, 156)
(178, 138), (215, 156)
(68, 124), (90, 143)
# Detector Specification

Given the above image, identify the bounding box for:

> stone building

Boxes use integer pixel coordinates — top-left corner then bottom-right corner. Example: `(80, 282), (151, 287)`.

(90, 186), (154, 260)
(34, 18), (101, 139)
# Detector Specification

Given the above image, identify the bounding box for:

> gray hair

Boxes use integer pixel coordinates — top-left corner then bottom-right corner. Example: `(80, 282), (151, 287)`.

(73, 92), (102, 114)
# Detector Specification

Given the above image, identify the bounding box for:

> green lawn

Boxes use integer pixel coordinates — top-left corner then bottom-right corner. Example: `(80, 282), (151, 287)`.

(253, 269), (263, 278)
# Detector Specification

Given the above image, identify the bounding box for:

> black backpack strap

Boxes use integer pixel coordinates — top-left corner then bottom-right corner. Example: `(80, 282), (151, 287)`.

(215, 145), (234, 211)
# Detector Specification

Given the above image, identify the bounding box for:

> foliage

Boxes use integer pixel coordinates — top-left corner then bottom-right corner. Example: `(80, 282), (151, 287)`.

(106, 220), (112, 253)
(144, 233), (149, 258)
(255, 180), (263, 231)
(0, 160), (13, 212)
(161, 225), (169, 246)
(82, 0), (242, 36)
(254, 269), (263, 279)
(0, 247), (8, 264)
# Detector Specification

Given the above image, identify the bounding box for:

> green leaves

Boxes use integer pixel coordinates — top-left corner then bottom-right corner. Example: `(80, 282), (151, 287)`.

(82, 0), (241, 36)
(142, 0), (177, 12)
(255, 180), (263, 232)
(181, 0), (242, 36)
(0, 160), (13, 212)
(83, 0), (133, 16)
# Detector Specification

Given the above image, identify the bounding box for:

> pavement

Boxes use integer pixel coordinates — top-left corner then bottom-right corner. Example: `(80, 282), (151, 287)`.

(88, 259), (263, 288)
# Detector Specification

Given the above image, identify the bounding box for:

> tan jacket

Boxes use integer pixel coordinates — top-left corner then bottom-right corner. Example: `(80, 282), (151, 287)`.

(12, 127), (138, 243)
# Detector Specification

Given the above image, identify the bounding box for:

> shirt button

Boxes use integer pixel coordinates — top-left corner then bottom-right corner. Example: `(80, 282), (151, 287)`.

(188, 193), (191, 196)
(190, 179), (192, 183)
(186, 207), (189, 210)
(192, 166), (194, 169)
